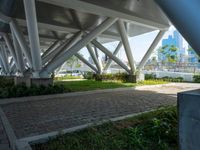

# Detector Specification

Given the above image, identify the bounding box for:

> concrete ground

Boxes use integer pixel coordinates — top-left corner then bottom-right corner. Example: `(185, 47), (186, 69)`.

(0, 83), (199, 149)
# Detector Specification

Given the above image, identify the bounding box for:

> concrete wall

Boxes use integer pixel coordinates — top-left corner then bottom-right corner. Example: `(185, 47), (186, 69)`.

(178, 89), (200, 150)
(143, 71), (194, 82)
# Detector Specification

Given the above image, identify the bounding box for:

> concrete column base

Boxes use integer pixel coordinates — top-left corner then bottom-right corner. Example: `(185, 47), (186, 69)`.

(127, 73), (144, 83)
(30, 78), (53, 87)
(126, 75), (137, 83)
(14, 77), (53, 87)
(178, 89), (200, 150)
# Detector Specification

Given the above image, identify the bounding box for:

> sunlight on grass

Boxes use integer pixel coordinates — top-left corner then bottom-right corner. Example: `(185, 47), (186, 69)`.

(55, 80), (168, 92)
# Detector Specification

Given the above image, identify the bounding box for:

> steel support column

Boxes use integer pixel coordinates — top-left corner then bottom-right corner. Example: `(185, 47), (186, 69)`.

(11, 28), (26, 74)
(0, 45), (10, 74)
(41, 40), (60, 58)
(3, 34), (19, 70)
(0, 58), (6, 74)
(43, 32), (82, 66)
(86, 44), (101, 73)
(41, 18), (117, 76)
(103, 41), (123, 72)
(51, 31), (83, 62)
(117, 19), (136, 74)
(23, 0), (42, 77)
(92, 40), (131, 73)
(75, 53), (98, 73)
(138, 30), (166, 70)
(10, 19), (32, 67)
(42, 40), (67, 65)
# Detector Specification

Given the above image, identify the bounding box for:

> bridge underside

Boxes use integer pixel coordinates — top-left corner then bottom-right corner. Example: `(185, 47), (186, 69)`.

(0, 0), (198, 82)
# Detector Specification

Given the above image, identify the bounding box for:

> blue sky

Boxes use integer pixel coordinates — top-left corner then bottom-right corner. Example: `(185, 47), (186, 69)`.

(80, 26), (189, 63)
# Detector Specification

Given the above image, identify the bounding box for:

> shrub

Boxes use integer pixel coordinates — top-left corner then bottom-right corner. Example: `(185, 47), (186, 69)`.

(0, 83), (66, 99)
(83, 72), (95, 80)
(0, 76), (14, 88)
(193, 75), (200, 83)
(161, 76), (183, 82)
(145, 74), (156, 80)
(93, 73), (129, 82)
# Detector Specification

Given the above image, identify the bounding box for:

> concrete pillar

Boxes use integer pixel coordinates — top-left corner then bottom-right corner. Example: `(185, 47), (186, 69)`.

(178, 89), (200, 150)
(155, 0), (200, 56)
(23, 0), (42, 77)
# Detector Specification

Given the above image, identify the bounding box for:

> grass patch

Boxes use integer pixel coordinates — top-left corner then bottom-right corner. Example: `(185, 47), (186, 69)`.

(55, 80), (168, 92)
(32, 106), (177, 150)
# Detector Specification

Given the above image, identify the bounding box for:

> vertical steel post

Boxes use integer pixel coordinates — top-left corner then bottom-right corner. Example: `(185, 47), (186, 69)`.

(23, 0), (42, 77)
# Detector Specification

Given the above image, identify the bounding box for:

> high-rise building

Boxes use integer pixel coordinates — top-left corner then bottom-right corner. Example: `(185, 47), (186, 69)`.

(158, 30), (187, 63)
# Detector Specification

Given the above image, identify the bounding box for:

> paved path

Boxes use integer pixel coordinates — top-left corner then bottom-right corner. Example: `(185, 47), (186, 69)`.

(0, 83), (199, 148)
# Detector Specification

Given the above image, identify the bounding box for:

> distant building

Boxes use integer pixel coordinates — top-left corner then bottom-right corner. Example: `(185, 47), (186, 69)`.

(158, 30), (187, 63)
(188, 45), (200, 64)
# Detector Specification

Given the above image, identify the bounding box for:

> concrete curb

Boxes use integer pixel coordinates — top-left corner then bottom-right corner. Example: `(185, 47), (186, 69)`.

(0, 83), (174, 105)
(18, 107), (171, 148)
(0, 107), (16, 150)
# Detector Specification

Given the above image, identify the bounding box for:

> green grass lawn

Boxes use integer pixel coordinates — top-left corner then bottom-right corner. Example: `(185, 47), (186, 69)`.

(55, 79), (168, 92)
(32, 106), (177, 150)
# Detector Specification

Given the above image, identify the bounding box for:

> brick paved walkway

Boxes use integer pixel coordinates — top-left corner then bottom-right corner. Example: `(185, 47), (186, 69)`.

(0, 83), (199, 148)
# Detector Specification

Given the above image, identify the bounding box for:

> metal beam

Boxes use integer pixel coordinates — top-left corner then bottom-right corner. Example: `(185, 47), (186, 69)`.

(23, 0), (42, 77)
(52, 31), (83, 62)
(0, 57), (6, 74)
(38, 0), (169, 30)
(86, 44), (101, 73)
(0, 12), (11, 23)
(103, 41), (123, 72)
(117, 19), (136, 74)
(11, 28), (26, 73)
(75, 53), (98, 73)
(92, 40), (131, 73)
(41, 40), (60, 58)
(41, 17), (117, 75)
(0, 45), (10, 74)
(42, 40), (68, 65)
(9, 19), (32, 67)
(43, 31), (82, 65)
(138, 30), (166, 70)
(16, 18), (120, 40)
(3, 34), (19, 70)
